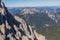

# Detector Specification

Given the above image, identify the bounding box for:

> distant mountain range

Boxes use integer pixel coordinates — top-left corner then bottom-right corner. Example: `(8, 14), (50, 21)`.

(7, 6), (60, 40)
(8, 7), (60, 27)
(0, 1), (45, 40)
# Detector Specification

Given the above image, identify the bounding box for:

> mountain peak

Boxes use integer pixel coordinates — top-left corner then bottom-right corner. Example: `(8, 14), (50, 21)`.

(0, 0), (5, 15)
(0, 1), (46, 40)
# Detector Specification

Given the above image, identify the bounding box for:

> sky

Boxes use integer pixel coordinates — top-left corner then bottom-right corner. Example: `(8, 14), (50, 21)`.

(3, 0), (60, 7)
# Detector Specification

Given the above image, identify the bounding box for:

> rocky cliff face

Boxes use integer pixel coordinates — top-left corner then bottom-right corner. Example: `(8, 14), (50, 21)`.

(0, 1), (45, 40)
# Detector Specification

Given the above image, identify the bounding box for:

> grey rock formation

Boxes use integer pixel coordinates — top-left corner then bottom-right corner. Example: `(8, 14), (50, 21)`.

(0, 1), (46, 40)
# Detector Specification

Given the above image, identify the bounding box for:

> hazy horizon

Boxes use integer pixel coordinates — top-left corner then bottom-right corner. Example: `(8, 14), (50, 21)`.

(3, 0), (60, 7)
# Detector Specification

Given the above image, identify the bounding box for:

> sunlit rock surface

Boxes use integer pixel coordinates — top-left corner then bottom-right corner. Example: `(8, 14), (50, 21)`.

(0, 1), (46, 40)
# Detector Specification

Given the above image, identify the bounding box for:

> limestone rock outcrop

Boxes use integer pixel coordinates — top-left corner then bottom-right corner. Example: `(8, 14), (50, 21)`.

(0, 1), (46, 40)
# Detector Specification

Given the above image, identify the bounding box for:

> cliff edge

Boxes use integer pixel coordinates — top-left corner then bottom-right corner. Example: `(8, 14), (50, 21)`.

(0, 1), (46, 40)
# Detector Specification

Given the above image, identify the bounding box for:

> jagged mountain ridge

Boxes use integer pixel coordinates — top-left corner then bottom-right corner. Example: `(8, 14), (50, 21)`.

(13, 8), (56, 27)
(0, 1), (45, 40)
(8, 7), (60, 24)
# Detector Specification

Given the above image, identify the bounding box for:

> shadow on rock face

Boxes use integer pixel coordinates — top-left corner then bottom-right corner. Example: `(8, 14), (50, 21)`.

(0, 6), (22, 39)
(0, 2), (46, 40)
(4, 7), (21, 27)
